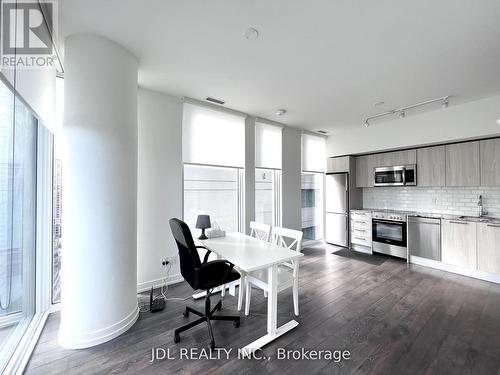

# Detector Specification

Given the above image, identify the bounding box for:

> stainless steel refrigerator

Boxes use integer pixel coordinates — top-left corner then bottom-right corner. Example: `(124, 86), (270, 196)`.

(325, 173), (349, 247)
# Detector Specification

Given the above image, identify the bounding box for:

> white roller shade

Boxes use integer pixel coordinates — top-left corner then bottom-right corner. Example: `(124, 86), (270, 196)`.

(302, 133), (326, 172)
(255, 121), (282, 169)
(182, 102), (245, 167)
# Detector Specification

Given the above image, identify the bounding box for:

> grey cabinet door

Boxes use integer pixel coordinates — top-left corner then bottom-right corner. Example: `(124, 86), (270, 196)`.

(417, 146), (445, 187)
(327, 156), (350, 173)
(477, 223), (500, 274)
(355, 156), (372, 188)
(373, 150), (416, 167)
(441, 219), (477, 269)
(480, 139), (500, 186)
(445, 142), (480, 186)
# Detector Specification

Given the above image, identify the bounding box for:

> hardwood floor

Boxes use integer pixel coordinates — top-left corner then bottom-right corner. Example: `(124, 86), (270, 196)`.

(26, 245), (500, 375)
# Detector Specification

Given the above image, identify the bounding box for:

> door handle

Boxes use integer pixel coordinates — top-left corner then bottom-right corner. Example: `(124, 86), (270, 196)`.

(449, 221), (468, 225)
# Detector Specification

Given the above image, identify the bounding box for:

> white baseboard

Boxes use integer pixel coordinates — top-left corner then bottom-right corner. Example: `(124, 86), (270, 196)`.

(58, 305), (139, 349)
(137, 273), (184, 293)
(410, 256), (500, 284)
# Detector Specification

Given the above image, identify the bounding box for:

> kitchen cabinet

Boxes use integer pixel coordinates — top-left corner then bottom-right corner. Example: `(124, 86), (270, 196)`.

(441, 219), (477, 269)
(374, 150), (416, 167)
(350, 210), (372, 251)
(480, 139), (500, 186)
(445, 142), (480, 186)
(355, 155), (373, 188)
(417, 146), (446, 187)
(477, 222), (500, 274)
(327, 156), (350, 173)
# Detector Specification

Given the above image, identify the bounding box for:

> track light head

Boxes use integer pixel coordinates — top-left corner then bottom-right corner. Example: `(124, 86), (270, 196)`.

(364, 120), (370, 127)
(442, 99), (449, 109)
(399, 111), (406, 119)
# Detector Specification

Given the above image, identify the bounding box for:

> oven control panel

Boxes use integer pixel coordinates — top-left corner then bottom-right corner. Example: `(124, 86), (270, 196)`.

(372, 212), (408, 222)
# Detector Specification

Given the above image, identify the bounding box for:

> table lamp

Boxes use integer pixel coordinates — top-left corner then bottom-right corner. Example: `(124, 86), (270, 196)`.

(196, 215), (211, 240)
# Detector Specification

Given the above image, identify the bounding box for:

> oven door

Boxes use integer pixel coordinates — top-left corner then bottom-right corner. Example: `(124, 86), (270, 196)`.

(372, 219), (407, 248)
(374, 166), (405, 186)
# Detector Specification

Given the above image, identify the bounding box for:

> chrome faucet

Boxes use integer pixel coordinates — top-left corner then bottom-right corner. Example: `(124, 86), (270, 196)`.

(478, 195), (488, 217)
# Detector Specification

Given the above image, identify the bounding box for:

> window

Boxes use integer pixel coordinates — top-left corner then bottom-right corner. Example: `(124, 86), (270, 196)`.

(184, 164), (243, 233)
(301, 134), (326, 241)
(255, 121), (282, 226)
(182, 103), (246, 234)
(301, 173), (324, 240)
(0, 79), (37, 372)
(255, 169), (281, 226)
(52, 76), (64, 304)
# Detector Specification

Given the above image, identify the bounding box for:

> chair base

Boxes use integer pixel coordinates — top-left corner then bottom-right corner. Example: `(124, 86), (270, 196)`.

(174, 292), (240, 350)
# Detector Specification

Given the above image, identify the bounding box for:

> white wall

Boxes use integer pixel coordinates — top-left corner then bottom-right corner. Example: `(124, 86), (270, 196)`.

(327, 95), (500, 156)
(282, 127), (302, 230)
(137, 88), (183, 291)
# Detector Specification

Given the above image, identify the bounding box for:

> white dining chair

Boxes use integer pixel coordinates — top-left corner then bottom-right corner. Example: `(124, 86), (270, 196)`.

(244, 226), (303, 316)
(237, 221), (272, 311)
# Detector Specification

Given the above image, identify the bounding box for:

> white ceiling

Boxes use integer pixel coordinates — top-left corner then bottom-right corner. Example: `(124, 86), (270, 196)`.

(59, 0), (500, 133)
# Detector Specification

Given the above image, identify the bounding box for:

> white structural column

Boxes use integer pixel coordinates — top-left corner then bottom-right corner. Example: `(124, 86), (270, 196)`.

(59, 34), (139, 348)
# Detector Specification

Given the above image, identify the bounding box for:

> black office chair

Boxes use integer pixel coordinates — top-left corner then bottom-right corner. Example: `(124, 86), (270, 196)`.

(169, 218), (241, 349)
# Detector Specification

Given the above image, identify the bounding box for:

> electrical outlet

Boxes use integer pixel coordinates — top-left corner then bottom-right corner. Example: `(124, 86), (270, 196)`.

(161, 258), (168, 267)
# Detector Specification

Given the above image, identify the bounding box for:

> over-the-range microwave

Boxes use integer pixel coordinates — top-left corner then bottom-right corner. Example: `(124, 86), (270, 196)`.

(374, 165), (417, 186)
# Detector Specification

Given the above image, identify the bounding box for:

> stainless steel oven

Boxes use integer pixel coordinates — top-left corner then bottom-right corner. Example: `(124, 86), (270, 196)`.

(372, 211), (408, 259)
(374, 165), (416, 186)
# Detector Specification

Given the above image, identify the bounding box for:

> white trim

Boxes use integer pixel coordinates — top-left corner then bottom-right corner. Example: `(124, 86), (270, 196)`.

(136, 273), (184, 293)
(58, 306), (139, 349)
(410, 256), (500, 284)
(2, 312), (49, 375)
(0, 312), (23, 330)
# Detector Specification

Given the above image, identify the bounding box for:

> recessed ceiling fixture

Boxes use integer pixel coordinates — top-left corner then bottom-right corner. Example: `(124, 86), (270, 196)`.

(205, 97), (225, 105)
(275, 109), (286, 116)
(363, 95), (450, 127)
(245, 28), (259, 40)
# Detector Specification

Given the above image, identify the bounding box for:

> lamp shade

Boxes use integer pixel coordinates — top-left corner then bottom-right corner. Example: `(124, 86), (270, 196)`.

(195, 215), (211, 229)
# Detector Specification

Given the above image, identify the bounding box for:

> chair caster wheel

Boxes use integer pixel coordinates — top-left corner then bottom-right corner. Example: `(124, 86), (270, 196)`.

(234, 319), (240, 328)
(174, 333), (180, 343)
(183, 309), (189, 317)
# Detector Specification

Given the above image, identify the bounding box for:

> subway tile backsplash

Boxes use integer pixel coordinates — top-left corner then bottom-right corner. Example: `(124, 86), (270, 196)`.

(363, 187), (500, 217)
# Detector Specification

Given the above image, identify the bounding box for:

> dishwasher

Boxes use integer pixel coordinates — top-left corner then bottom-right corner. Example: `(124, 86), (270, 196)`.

(408, 217), (441, 261)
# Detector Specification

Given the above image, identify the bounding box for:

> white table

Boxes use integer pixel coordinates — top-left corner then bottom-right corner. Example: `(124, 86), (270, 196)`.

(199, 232), (303, 354)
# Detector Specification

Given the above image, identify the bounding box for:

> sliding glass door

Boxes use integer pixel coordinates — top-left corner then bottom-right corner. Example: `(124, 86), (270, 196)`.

(0, 79), (37, 372)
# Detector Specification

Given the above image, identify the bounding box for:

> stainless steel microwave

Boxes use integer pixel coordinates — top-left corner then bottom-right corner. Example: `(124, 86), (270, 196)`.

(374, 165), (417, 186)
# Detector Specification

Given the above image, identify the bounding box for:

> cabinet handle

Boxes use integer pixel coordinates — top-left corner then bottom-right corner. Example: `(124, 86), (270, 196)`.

(449, 221), (468, 225)
(487, 224), (500, 228)
(354, 220), (366, 224)
(355, 228), (366, 232)
(355, 236), (365, 240)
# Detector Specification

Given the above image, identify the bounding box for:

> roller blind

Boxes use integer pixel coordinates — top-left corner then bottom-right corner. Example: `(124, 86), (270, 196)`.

(255, 121), (282, 169)
(182, 102), (245, 167)
(302, 133), (326, 172)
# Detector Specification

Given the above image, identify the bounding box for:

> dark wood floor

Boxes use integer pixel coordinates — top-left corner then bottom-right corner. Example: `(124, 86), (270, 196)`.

(26, 245), (500, 375)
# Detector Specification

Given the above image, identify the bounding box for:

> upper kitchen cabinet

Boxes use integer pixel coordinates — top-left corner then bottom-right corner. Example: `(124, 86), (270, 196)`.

(327, 156), (350, 173)
(445, 142), (480, 186)
(417, 146), (446, 187)
(373, 150), (416, 167)
(480, 139), (500, 186)
(355, 155), (373, 188)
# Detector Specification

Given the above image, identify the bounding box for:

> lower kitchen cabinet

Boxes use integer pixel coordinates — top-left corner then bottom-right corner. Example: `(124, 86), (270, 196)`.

(441, 219), (477, 269)
(477, 222), (500, 274)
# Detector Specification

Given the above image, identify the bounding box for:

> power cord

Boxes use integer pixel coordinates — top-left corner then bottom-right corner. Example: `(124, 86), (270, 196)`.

(138, 260), (190, 313)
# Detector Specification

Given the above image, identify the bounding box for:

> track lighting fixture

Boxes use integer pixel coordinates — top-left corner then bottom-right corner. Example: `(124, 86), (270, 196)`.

(363, 95), (450, 127)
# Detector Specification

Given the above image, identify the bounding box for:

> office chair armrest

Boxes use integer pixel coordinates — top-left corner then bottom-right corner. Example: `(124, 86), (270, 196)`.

(197, 260), (236, 286)
(196, 245), (212, 263)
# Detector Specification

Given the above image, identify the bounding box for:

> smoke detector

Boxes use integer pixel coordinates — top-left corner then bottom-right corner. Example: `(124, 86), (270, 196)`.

(275, 109), (286, 116)
(245, 28), (259, 40)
